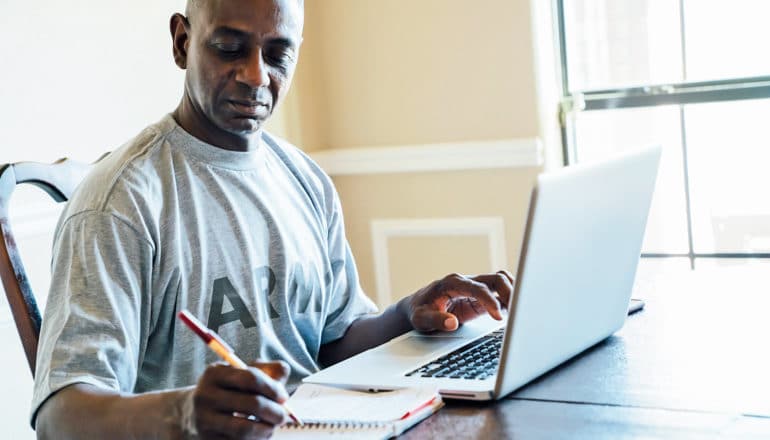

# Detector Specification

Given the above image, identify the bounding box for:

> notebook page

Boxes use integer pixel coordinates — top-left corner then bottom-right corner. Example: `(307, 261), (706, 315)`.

(288, 384), (439, 423)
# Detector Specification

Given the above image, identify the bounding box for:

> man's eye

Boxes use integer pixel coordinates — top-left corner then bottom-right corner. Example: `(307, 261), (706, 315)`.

(266, 51), (295, 69)
(212, 43), (243, 56)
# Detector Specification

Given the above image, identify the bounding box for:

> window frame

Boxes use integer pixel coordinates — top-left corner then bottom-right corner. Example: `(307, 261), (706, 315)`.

(555, 0), (770, 268)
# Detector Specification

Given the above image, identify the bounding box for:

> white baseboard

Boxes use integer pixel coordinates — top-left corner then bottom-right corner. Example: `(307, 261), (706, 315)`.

(312, 138), (542, 176)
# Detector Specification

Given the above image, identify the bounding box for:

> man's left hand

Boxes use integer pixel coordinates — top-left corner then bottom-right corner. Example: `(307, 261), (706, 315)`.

(402, 270), (515, 332)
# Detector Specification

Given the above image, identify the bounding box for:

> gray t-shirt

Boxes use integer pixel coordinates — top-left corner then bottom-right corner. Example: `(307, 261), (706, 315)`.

(31, 115), (377, 424)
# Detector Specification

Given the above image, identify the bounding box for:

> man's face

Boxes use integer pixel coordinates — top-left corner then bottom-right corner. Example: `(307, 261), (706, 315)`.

(177, 0), (303, 140)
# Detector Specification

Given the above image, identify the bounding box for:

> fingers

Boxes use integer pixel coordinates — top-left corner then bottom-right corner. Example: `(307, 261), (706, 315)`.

(409, 270), (515, 332)
(470, 270), (515, 308)
(196, 410), (276, 439)
(497, 269), (515, 286)
(440, 273), (505, 320)
(411, 306), (459, 332)
(250, 360), (290, 384)
(199, 385), (287, 425)
(210, 364), (289, 403)
(194, 363), (291, 437)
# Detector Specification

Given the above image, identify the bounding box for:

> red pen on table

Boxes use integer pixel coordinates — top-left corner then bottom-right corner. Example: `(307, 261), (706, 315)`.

(400, 396), (439, 420)
(178, 309), (303, 426)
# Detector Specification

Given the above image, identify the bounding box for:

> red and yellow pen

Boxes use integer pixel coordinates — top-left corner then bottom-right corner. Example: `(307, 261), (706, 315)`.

(178, 309), (303, 425)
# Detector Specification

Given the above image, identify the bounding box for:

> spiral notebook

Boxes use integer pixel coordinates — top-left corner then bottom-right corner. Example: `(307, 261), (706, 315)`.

(274, 383), (443, 439)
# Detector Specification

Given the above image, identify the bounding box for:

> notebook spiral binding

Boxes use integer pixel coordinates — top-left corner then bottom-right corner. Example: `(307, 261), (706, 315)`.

(283, 421), (388, 430)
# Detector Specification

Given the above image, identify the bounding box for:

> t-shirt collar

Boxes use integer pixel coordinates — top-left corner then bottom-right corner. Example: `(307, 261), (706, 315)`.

(163, 114), (267, 171)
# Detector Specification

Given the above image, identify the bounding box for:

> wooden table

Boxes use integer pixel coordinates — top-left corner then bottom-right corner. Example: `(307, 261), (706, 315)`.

(402, 261), (770, 438)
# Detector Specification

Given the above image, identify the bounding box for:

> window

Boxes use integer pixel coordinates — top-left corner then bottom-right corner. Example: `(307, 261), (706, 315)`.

(557, 0), (770, 270)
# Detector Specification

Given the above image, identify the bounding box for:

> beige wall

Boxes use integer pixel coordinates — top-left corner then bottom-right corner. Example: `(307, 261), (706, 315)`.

(286, 0), (541, 150)
(280, 0), (557, 305)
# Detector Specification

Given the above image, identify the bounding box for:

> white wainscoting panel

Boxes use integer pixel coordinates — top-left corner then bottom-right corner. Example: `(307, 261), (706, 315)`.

(370, 217), (507, 306)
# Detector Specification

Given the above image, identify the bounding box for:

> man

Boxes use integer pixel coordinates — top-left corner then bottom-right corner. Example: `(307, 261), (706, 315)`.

(32, 0), (513, 438)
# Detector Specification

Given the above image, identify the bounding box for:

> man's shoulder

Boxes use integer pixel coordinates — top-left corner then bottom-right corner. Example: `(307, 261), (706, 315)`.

(262, 132), (333, 189)
(66, 115), (176, 216)
(262, 132), (339, 212)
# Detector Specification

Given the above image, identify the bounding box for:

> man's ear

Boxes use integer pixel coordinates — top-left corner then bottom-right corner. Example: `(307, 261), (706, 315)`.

(170, 13), (190, 69)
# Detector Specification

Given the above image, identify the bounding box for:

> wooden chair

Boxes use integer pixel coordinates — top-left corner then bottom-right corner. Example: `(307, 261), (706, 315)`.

(0, 154), (107, 376)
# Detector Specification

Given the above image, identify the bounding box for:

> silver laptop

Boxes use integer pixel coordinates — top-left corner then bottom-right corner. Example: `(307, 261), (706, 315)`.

(306, 145), (662, 400)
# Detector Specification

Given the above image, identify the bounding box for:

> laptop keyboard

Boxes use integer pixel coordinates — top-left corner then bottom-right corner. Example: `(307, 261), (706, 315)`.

(405, 328), (504, 380)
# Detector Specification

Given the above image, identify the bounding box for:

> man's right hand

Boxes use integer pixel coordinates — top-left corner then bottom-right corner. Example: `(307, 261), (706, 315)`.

(190, 360), (291, 439)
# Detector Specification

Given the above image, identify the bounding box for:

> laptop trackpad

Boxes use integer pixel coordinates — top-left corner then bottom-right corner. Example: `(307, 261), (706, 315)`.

(378, 335), (464, 358)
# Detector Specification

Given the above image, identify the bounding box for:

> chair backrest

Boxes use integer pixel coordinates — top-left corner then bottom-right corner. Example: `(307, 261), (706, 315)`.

(0, 154), (107, 376)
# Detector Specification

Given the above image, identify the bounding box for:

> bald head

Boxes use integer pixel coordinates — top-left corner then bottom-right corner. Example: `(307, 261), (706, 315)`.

(186, 0), (304, 19)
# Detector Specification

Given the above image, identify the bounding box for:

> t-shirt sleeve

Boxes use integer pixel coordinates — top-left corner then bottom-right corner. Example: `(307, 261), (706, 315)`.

(30, 211), (153, 427)
(320, 192), (378, 345)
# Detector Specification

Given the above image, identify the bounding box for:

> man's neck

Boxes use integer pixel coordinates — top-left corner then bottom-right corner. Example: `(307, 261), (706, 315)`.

(172, 98), (262, 152)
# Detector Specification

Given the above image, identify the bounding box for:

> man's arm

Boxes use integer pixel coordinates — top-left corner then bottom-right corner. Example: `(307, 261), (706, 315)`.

(36, 384), (189, 440)
(318, 271), (514, 367)
(318, 297), (413, 367)
(35, 362), (290, 440)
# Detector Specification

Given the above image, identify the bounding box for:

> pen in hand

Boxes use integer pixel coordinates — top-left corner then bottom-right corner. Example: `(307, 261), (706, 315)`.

(178, 309), (303, 426)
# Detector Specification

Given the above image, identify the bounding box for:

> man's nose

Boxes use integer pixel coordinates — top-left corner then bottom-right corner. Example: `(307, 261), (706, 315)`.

(236, 50), (269, 88)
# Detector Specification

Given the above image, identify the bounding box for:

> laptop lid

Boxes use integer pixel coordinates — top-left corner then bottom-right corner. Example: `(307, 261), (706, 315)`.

(304, 145), (661, 399)
(494, 144), (661, 397)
